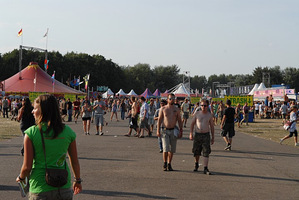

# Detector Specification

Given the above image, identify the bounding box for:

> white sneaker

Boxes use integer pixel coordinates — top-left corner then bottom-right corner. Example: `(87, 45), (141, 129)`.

(279, 139), (283, 145)
(295, 143), (299, 146)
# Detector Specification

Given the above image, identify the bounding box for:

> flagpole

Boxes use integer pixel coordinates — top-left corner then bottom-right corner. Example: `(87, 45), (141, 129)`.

(52, 71), (55, 93)
(45, 28), (49, 50)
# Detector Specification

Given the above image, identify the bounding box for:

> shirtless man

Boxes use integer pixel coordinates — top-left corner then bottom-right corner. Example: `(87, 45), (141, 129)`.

(157, 94), (183, 171)
(189, 99), (214, 175)
(124, 97), (140, 136)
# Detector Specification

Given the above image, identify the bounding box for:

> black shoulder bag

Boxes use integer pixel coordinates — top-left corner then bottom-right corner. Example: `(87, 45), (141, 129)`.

(40, 130), (68, 188)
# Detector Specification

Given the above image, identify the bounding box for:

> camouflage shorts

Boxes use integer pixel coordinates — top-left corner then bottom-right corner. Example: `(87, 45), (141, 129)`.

(192, 132), (211, 157)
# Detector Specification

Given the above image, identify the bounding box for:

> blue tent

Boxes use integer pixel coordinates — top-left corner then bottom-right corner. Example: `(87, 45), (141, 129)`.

(140, 88), (154, 98)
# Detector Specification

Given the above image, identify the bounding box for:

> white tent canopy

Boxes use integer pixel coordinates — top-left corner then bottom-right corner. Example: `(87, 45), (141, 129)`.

(102, 88), (114, 98)
(127, 89), (138, 96)
(116, 89), (127, 96)
(257, 82), (267, 91)
(248, 83), (259, 95)
(171, 83), (191, 96)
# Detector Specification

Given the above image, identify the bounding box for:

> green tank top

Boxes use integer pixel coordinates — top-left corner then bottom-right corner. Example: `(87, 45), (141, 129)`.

(25, 124), (76, 193)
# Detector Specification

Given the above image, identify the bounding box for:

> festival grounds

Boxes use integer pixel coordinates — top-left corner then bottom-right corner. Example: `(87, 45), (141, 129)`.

(0, 115), (298, 200)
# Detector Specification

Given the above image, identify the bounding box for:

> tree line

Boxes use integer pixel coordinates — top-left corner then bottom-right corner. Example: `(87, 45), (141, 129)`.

(0, 49), (298, 94)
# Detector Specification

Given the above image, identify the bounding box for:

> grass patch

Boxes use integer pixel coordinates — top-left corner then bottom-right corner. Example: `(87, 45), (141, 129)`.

(0, 117), (22, 141)
(237, 118), (296, 147)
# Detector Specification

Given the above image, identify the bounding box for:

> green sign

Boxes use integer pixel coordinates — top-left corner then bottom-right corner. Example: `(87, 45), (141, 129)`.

(97, 86), (108, 92)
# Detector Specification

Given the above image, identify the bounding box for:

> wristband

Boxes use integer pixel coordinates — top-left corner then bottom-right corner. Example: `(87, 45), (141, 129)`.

(74, 177), (82, 184)
(18, 175), (25, 181)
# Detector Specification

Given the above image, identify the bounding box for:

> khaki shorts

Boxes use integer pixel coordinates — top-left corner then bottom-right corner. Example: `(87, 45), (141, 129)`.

(29, 188), (72, 200)
(161, 128), (177, 153)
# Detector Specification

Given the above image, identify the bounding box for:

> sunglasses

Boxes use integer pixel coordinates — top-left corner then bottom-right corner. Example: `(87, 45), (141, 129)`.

(201, 105), (208, 107)
(168, 98), (175, 100)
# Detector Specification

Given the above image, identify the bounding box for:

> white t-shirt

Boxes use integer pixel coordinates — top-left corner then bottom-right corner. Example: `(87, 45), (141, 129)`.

(140, 102), (149, 118)
(289, 112), (297, 132)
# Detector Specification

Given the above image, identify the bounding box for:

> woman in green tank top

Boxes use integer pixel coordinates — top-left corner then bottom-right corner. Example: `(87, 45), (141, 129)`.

(16, 94), (82, 199)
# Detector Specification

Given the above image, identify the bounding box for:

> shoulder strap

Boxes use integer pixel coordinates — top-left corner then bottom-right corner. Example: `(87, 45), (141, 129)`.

(40, 129), (48, 170)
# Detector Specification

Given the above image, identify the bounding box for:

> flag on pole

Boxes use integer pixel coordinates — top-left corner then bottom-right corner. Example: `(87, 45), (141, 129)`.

(83, 74), (90, 90)
(18, 29), (23, 37)
(51, 71), (55, 85)
(44, 59), (49, 70)
(43, 28), (48, 37)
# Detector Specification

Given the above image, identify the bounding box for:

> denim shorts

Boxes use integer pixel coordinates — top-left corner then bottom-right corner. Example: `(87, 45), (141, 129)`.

(95, 114), (104, 126)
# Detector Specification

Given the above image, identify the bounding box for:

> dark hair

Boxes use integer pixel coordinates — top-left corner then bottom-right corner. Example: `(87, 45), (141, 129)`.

(226, 99), (231, 106)
(161, 99), (167, 104)
(35, 95), (64, 139)
(140, 96), (146, 101)
(22, 98), (33, 119)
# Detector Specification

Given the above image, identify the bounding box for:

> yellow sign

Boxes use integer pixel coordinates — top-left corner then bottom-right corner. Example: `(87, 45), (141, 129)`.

(29, 92), (48, 103)
(210, 98), (224, 103)
(190, 97), (201, 104)
(64, 94), (77, 102)
(224, 95), (253, 107)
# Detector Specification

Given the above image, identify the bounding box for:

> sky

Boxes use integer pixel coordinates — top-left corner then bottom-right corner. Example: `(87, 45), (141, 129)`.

(1, 0), (299, 78)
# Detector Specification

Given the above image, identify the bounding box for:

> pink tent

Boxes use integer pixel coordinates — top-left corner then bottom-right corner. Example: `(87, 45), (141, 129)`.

(153, 89), (161, 97)
(140, 88), (154, 98)
(2, 64), (84, 94)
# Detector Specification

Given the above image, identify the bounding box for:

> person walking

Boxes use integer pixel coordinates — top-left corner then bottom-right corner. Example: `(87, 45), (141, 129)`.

(280, 105), (299, 146)
(181, 98), (190, 128)
(2, 97), (9, 118)
(93, 95), (106, 135)
(220, 99), (236, 151)
(124, 97), (140, 137)
(16, 94), (82, 199)
(110, 99), (119, 122)
(139, 97), (151, 138)
(157, 93), (183, 171)
(120, 99), (126, 120)
(235, 103), (242, 128)
(189, 99), (214, 175)
(73, 98), (81, 124)
(148, 98), (156, 133)
(66, 98), (73, 122)
(154, 99), (167, 153)
(17, 98), (35, 156)
(81, 101), (92, 135)
(240, 102), (249, 126)
(60, 98), (67, 122)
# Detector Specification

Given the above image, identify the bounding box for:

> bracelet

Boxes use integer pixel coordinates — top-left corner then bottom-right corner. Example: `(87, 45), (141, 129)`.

(74, 177), (82, 184)
(18, 175), (25, 181)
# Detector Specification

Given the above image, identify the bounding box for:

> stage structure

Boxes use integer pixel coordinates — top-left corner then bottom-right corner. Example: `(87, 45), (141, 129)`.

(19, 45), (48, 80)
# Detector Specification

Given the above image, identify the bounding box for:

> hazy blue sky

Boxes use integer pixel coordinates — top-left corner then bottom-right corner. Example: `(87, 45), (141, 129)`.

(1, 0), (298, 77)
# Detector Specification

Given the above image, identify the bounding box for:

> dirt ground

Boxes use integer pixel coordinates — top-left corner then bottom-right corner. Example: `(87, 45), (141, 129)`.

(0, 117), (21, 140)
(234, 117), (297, 147)
(0, 115), (296, 147)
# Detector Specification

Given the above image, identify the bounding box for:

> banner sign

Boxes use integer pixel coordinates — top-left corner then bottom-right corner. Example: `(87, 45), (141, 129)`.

(210, 98), (224, 103)
(224, 95), (253, 107)
(97, 86), (108, 92)
(190, 97), (201, 104)
(254, 89), (294, 97)
(29, 92), (48, 103)
(64, 94), (77, 102)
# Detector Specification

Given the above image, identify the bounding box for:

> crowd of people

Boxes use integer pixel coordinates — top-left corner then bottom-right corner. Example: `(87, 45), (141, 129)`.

(0, 92), (296, 199)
